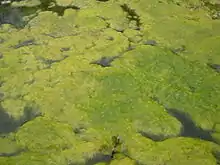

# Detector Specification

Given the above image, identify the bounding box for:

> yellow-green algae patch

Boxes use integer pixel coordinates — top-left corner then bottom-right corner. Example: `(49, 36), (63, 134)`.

(1, 0), (220, 164)
(11, 0), (41, 7)
(15, 117), (76, 152)
(0, 137), (22, 155)
(56, 0), (97, 8)
(85, 45), (220, 129)
(10, 117), (114, 164)
(110, 156), (136, 165)
(125, 134), (219, 165)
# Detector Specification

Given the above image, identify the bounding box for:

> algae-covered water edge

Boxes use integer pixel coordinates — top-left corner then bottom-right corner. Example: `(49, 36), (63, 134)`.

(0, 0), (220, 164)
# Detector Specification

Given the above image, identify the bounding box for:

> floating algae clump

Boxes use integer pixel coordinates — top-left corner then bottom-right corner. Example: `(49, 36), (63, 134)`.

(0, 0), (220, 164)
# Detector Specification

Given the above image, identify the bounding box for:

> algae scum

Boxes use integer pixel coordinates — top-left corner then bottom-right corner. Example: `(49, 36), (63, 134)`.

(1, 0), (220, 164)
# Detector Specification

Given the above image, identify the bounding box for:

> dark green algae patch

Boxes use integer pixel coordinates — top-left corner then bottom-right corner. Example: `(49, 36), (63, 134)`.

(1, 0), (220, 164)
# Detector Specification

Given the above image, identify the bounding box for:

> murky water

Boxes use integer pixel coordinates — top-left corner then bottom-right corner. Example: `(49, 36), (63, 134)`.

(0, 0), (220, 164)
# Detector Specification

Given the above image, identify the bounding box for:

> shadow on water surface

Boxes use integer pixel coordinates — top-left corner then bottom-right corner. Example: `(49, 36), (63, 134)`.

(66, 153), (112, 165)
(0, 102), (42, 135)
(0, 5), (39, 28)
(85, 153), (112, 165)
(120, 3), (142, 30)
(140, 108), (217, 143)
(0, 0), (80, 28)
(69, 135), (134, 165)
(0, 148), (26, 157)
(207, 63), (220, 73)
(0, 101), (39, 157)
(166, 108), (216, 142)
(212, 150), (220, 165)
(139, 97), (218, 144)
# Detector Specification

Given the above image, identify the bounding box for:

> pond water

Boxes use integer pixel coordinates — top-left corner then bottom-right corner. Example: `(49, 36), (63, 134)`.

(0, 0), (220, 165)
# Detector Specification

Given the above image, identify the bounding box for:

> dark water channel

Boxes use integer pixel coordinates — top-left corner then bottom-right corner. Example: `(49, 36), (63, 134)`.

(0, 0), (80, 29)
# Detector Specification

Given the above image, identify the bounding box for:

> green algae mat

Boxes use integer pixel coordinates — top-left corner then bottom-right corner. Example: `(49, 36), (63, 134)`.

(0, 0), (220, 164)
